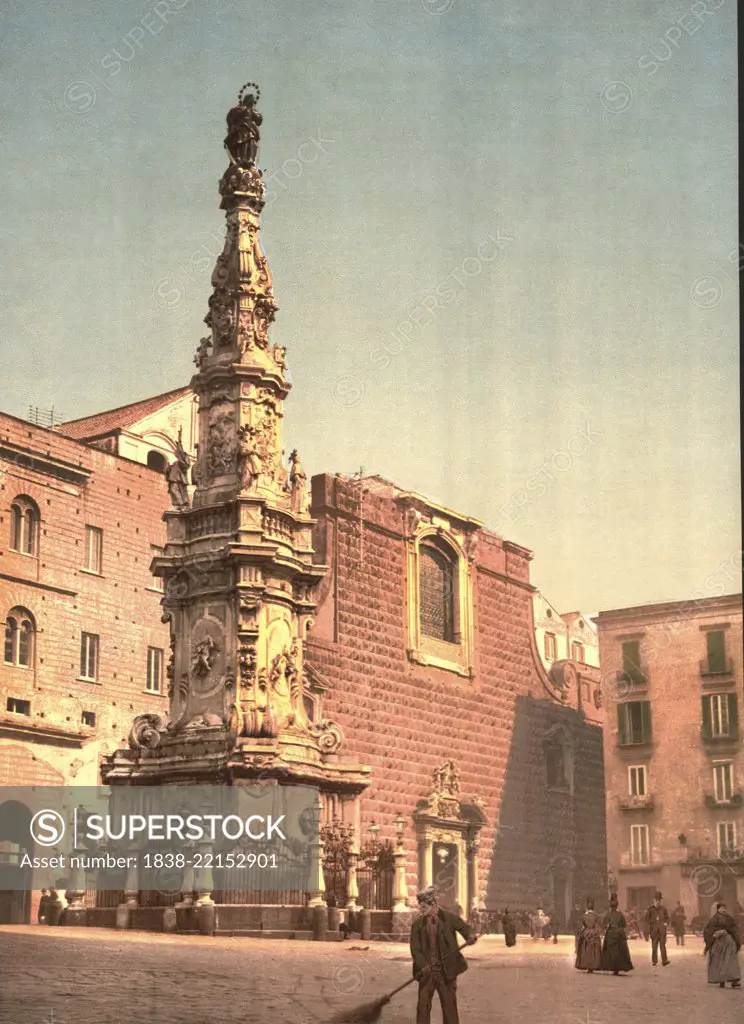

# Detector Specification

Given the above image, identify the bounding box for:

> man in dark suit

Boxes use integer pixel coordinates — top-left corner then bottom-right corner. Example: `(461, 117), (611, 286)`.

(410, 886), (476, 1024)
(645, 891), (671, 966)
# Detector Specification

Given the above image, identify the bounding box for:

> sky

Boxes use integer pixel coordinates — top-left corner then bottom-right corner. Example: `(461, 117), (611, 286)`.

(0, 0), (739, 612)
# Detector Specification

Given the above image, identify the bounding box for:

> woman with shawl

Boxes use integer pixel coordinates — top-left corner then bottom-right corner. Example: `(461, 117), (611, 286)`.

(601, 893), (634, 974)
(575, 899), (603, 973)
(703, 902), (741, 988)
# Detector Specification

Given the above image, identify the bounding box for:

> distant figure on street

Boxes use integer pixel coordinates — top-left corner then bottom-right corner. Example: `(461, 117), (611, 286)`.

(575, 899), (603, 973)
(502, 908), (517, 947)
(601, 893), (634, 975)
(410, 886), (476, 1024)
(703, 902), (741, 989)
(548, 909), (560, 944)
(37, 889), (50, 925)
(645, 892), (671, 967)
(671, 902), (687, 946)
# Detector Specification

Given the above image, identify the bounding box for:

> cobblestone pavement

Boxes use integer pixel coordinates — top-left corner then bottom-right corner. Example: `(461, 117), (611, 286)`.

(0, 928), (740, 1024)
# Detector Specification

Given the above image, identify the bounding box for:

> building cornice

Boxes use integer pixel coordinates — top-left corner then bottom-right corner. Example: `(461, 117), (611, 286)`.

(0, 572), (77, 597)
(0, 439), (92, 485)
(595, 593), (743, 626)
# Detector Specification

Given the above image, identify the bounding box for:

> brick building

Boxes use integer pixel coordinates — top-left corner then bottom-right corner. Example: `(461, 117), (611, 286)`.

(305, 473), (606, 918)
(596, 594), (744, 921)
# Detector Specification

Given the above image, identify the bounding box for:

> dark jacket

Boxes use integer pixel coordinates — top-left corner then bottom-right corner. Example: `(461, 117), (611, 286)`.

(410, 909), (474, 980)
(645, 904), (669, 936)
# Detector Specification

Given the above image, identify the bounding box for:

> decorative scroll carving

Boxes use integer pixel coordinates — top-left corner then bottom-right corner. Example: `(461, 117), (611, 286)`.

(309, 719), (344, 754)
(129, 714), (166, 750)
(272, 344), (287, 371)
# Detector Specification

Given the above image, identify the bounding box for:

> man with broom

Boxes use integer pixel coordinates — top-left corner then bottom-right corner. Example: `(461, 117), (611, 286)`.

(410, 886), (477, 1024)
(328, 886), (477, 1024)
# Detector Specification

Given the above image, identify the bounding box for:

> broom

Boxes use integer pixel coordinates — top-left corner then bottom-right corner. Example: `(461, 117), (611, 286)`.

(326, 939), (470, 1024)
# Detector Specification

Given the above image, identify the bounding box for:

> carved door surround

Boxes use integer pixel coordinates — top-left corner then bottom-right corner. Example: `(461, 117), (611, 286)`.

(412, 761), (487, 914)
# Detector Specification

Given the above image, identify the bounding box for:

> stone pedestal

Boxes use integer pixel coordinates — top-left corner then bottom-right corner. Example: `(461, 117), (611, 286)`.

(163, 907), (178, 933)
(312, 904), (328, 941)
(359, 908), (372, 940)
(115, 904), (131, 930)
(197, 902), (216, 936)
(327, 906), (340, 931)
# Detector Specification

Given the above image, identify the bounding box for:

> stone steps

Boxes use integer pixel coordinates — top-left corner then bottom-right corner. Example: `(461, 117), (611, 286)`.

(215, 929), (349, 940)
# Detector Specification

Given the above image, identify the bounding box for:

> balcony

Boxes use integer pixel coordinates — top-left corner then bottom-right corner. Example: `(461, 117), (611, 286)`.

(618, 794), (655, 812)
(704, 793), (743, 810)
(700, 658), (735, 679)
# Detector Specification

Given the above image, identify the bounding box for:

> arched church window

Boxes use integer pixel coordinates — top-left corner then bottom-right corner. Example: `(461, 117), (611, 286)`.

(9, 497), (39, 556)
(3, 608), (36, 668)
(147, 451), (168, 473)
(419, 542), (457, 643)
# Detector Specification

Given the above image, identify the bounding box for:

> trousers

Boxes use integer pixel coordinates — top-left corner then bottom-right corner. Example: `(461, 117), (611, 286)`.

(651, 932), (668, 965)
(416, 971), (459, 1024)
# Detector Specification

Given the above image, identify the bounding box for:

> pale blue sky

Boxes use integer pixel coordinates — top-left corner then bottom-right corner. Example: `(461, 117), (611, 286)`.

(0, 0), (738, 610)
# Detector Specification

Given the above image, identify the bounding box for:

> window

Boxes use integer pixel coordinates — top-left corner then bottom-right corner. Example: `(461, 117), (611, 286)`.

(85, 526), (103, 574)
(702, 694), (738, 740)
(9, 497), (39, 555)
(717, 822), (737, 857)
(146, 647), (163, 693)
(630, 824), (650, 865)
(545, 741), (568, 788)
(544, 633), (557, 661)
(419, 543), (456, 643)
(303, 694), (317, 723)
(3, 608), (35, 668)
(147, 451), (168, 473)
(150, 546), (164, 591)
(629, 765), (647, 798)
(617, 701), (652, 746)
(714, 763), (734, 803)
(706, 631), (727, 674)
(621, 641), (644, 683)
(81, 711), (96, 727)
(571, 641), (585, 664)
(80, 632), (99, 681)
(6, 697), (30, 715)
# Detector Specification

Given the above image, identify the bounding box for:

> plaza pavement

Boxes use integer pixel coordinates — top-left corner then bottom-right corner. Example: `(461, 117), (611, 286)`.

(0, 927), (740, 1024)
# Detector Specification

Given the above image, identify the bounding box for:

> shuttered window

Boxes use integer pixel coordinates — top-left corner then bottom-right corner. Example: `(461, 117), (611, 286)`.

(702, 694), (738, 740)
(419, 544), (455, 643)
(617, 701), (652, 745)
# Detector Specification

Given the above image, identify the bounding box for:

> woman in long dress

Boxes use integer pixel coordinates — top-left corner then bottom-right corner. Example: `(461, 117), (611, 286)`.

(703, 902), (741, 988)
(601, 893), (634, 975)
(502, 908), (517, 947)
(575, 899), (603, 973)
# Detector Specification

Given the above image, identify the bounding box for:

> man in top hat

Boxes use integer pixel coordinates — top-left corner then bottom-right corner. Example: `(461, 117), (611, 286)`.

(645, 892), (671, 967)
(410, 886), (477, 1024)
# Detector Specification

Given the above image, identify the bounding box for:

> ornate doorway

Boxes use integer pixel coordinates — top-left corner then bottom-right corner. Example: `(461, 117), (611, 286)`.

(413, 761), (487, 916)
